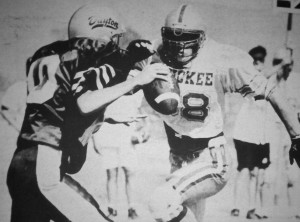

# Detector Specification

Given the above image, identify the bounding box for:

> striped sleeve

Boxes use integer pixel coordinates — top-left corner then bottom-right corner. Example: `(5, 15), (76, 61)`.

(219, 66), (268, 98)
(217, 44), (268, 98)
(72, 64), (116, 98)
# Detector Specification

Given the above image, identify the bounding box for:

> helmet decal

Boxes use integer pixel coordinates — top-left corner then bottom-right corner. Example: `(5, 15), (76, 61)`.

(68, 4), (125, 42)
(88, 16), (119, 30)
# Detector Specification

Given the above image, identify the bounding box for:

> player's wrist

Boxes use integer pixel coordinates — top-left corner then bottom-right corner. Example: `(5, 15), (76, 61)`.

(130, 73), (146, 87)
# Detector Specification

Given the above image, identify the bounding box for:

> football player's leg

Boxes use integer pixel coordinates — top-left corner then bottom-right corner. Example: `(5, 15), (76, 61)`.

(106, 167), (118, 216)
(120, 142), (138, 207)
(248, 145), (259, 216)
(249, 167), (258, 209)
(123, 166), (137, 206)
(122, 166), (139, 219)
(256, 143), (271, 217)
(169, 152), (202, 221)
(184, 194), (206, 222)
(231, 139), (252, 216)
(170, 152), (206, 222)
(7, 146), (69, 222)
(36, 145), (111, 222)
(148, 183), (197, 222)
(148, 142), (230, 222)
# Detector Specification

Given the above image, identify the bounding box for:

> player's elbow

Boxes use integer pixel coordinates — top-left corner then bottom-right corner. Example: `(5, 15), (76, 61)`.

(264, 76), (281, 102)
(77, 93), (107, 115)
(77, 97), (91, 115)
(76, 93), (96, 115)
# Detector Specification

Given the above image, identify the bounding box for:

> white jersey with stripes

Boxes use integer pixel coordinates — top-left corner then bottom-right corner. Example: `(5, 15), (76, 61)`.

(131, 39), (268, 138)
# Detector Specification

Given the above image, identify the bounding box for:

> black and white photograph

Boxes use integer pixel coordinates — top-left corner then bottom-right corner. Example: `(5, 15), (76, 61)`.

(0, 0), (300, 222)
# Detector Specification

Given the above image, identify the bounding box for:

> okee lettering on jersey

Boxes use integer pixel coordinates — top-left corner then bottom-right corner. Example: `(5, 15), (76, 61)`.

(169, 68), (213, 86)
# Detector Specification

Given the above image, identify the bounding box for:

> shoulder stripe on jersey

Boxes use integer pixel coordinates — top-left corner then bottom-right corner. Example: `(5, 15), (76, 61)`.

(72, 70), (86, 91)
(178, 5), (187, 23)
(98, 64), (116, 86)
(101, 66), (110, 84)
(95, 68), (103, 89)
(105, 65), (113, 82)
(99, 67), (107, 87)
(59, 64), (71, 87)
(72, 64), (117, 97)
(105, 64), (116, 78)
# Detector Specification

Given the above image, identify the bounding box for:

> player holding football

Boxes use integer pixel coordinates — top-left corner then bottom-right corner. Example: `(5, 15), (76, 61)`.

(129, 4), (300, 222)
(6, 4), (169, 222)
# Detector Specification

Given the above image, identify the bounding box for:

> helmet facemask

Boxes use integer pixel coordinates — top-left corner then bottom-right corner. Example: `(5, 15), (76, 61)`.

(161, 27), (205, 67)
(111, 32), (131, 56)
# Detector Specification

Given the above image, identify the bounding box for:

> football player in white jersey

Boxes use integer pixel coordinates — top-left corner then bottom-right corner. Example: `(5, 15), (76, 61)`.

(129, 4), (300, 222)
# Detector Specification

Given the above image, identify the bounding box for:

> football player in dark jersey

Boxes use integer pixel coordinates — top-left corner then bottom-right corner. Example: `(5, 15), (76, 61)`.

(6, 4), (169, 222)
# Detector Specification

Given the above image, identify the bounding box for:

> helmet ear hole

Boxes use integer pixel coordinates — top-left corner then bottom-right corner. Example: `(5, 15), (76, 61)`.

(174, 29), (183, 36)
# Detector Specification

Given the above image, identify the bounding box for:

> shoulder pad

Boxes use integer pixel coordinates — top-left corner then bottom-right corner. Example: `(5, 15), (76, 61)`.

(61, 50), (79, 62)
(215, 42), (252, 68)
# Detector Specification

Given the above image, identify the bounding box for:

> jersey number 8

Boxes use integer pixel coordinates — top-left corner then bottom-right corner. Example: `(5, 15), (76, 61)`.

(182, 93), (210, 122)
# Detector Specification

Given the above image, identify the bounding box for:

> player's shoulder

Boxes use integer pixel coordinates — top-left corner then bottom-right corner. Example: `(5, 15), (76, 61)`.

(28, 54), (60, 79)
(34, 54), (60, 65)
(60, 49), (79, 62)
(208, 39), (252, 67)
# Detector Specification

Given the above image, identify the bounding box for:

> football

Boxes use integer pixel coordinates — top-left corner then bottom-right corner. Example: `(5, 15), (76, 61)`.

(143, 71), (180, 115)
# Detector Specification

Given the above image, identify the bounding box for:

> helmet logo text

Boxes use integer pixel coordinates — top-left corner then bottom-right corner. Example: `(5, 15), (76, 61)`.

(88, 16), (119, 30)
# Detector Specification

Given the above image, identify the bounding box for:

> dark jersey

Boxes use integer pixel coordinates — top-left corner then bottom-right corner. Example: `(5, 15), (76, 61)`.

(17, 40), (132, 173)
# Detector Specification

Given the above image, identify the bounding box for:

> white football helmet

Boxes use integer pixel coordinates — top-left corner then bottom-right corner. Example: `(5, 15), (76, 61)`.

(68, 4), (126, 45)
(161, 4), (206, 66)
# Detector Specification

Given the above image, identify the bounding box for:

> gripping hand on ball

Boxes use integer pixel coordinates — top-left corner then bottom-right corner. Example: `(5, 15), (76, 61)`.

(290, 136), (300, 168)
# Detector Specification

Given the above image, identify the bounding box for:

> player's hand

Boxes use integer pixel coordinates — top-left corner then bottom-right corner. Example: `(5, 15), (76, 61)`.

(133, 63), (171, 86)
(289, 136), (300, 168)
(126, 39), (156, 63)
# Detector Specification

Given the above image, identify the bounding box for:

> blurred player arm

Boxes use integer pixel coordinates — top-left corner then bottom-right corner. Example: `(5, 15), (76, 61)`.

(266, 86), (300, 137)
(0, 105), (22, 132)
(220, 47), (300, 138)
(0, 81), (27, 132)
(265, 80), (300, 167)
(220, 50), (300, 166)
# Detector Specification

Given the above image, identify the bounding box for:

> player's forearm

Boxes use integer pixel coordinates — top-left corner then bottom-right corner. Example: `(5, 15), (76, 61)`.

(77, 77), (142, 115)
(267, 87), (300, 138)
